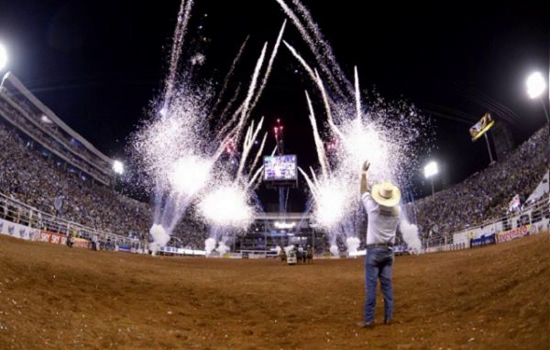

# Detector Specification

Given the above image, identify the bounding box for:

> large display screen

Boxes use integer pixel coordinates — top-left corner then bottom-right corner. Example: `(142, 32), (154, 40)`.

(264, 155), (297, 181)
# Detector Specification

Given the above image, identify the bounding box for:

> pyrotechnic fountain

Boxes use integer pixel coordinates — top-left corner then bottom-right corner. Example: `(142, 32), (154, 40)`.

(199, 120), (267, 256)
(131, 1), (286, 254)
(129, 0), (428, 256)
(277, 0), (430, 253)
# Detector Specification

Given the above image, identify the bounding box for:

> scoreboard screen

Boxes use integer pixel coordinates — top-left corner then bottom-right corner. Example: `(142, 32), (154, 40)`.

(264, 155), (297, 181)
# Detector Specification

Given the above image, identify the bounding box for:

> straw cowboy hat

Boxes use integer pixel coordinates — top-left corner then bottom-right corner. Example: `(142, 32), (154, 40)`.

(371, 181), (401, 207)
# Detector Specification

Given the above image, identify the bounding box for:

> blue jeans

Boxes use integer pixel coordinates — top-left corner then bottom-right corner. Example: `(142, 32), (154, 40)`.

(364, 247), (394, 323)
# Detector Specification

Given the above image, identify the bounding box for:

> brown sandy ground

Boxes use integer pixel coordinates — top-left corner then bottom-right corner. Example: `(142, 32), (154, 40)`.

(0, 232), (548, 350)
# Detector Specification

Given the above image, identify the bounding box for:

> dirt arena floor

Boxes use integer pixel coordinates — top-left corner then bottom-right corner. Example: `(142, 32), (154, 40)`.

(0, 233), (548, 349)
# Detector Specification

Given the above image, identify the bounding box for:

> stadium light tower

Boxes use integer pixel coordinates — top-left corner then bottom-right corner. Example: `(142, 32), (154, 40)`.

(424, 161), (438, 196)
(526, 71), (549, 124)
(112, 160), (125, 175)
(0, 43), (7, 71)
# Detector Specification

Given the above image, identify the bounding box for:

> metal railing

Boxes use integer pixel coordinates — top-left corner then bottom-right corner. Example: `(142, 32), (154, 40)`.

(0, 192), (133, 245)
(424, 195), (550, 249)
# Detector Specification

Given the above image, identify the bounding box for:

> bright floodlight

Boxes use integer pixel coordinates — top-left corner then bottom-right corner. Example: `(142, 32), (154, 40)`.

(113, 160), (124, 175)
(424, 161), (438, 179)
(0, 43), (7, 71)
(526, 72), (546, 99)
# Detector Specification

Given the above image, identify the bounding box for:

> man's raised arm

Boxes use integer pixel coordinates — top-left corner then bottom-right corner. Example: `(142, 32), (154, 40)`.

(360, 161), (370, 195)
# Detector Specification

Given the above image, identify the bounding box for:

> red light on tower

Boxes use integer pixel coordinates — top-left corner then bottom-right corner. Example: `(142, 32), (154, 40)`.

(273, 119), (284, 142)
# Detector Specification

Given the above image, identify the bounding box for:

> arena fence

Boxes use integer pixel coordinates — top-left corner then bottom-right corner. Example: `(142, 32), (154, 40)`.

(424, 195), (550, 252)
(1, 190), (548, 257)
(0, 192), (133, 246)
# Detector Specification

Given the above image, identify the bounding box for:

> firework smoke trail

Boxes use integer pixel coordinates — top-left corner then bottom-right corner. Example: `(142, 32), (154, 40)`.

(314, 69), (343, 136)
(399, 218), (422, 253)
(250, 20), (287, 110)
(164, 0), (195, 107)
(216, 239), (231, 255)
(298, 167), (318, 200)
(218, 84), (242, 122)
(214, 43), (268, 156)
(204, 237), (217, 256)
(216, 23), (285, 142)
(248, 133), (268, 175)
(0, 72), (10, 91)
(282, 40), (341, 128)
(290, 0), (354, 97)
(274, 0), (350, 100)
(354, 66), (362, 125)
(200, 121), (267, 255)
(235, 117), (264, 183)
(329, 244), (339, 257)
(283, 41), (317, 86)
(237, 43), (267, 132)
(346, 236), (360, 254)
(305, 91), (328, 178)
(211, 36), (249, 117)
(216, 19), (285, 145)
(247, 165), (265, 190)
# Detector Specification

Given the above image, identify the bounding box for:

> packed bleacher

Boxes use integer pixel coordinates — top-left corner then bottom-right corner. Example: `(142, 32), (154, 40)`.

(408, 124), (549, 241)
(0, 96), (111, 185)
(0, 123), (150, 236)
(0, 121), (212, 249)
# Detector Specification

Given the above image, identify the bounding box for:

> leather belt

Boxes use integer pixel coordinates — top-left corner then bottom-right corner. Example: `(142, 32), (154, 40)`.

(366, 243), (393, 249)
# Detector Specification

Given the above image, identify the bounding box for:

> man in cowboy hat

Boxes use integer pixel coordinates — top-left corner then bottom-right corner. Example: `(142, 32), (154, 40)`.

(358, 161), (401, 328)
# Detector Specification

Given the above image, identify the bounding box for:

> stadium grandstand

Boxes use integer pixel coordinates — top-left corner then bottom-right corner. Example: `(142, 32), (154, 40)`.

(408, 125), (549, 246)
(0, 74), (114, 185)
(0, 73), (150, 244)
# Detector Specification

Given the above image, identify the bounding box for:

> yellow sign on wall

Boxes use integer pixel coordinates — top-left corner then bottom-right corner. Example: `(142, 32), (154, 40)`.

(469, 113), (495, 141)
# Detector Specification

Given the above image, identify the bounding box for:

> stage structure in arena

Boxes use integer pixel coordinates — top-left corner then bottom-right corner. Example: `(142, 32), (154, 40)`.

(237, 212), (321, 256)
(131, 0), (287, 254)
(275, 0), (429, 254)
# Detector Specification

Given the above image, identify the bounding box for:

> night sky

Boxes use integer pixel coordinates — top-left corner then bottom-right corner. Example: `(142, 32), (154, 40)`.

(0, 0), (548, 210)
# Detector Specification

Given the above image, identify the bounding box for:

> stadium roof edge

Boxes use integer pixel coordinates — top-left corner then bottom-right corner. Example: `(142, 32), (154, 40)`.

(6, 74), (113, 165)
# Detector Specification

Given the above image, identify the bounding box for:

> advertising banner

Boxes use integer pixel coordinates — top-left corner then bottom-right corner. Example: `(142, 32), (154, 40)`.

(72, 237), (90, 249)
(497, 225), (530, 243)
(0, 218), (40, 241)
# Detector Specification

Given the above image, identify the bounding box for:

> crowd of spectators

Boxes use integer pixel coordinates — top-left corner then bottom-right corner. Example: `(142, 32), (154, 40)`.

(0, 123), (151, 237)
(0, 94), (111, 184)
(0, 119), (211, 249)
(408, 125), (549, 241)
